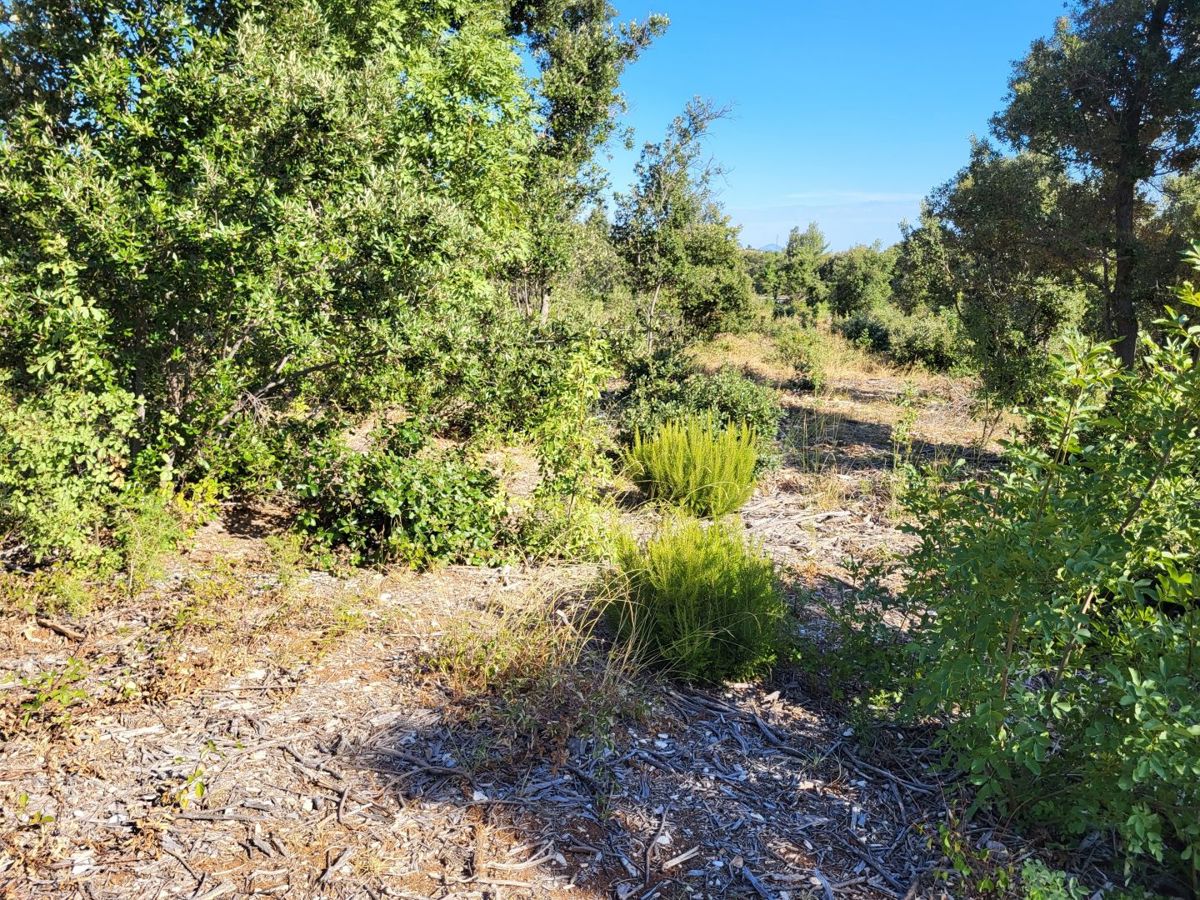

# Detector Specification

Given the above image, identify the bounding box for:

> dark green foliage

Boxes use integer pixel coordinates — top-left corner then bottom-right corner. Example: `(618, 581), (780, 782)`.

(614, 343), (697, 440)
(823, 244), (895, 318)
(911, 147), (1089, 402)
(613, 99), (753, 342)
(885, 306), (964, 372)
(677, 369), (782, 443)
(901, 258), (1200, 876)
(295, 422), (503, 569)
(992, 0), (1200, 365)
(505, 1), (666, 321)
(781, 223), (828, 309)
(609, 518), (783, 683)
(616, 348), (783, 464)
(0, 0), (539, 562)
(676, 221), (756, 336)
(626, 414), (757, 517)
(837, 313), (892, 354)
(837, 305), (965, 372)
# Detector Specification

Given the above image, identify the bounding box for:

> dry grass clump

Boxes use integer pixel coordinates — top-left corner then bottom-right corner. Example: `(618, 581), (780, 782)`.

(425, 578), (643, 764)
(145, 541), (377, 699)
(690, 332), (794, 386)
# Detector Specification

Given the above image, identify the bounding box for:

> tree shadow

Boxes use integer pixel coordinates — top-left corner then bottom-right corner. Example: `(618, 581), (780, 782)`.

(779, 406), (1003, 474)
(221, 496), (296, 538)
(344, 619), (951, 898)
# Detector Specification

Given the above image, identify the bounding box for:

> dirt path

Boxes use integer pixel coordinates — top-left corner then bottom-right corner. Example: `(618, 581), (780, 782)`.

(1, 367), (997, 899)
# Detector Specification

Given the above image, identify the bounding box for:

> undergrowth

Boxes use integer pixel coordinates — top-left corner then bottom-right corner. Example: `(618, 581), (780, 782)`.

(626, 414), (758, 517)
(608, 517), (783, 683)
(427, 582), (644, 766)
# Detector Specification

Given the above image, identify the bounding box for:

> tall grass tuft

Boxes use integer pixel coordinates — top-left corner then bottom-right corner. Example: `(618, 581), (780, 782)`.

(608, 518), (783, 683)
(626, 414), (758, 517)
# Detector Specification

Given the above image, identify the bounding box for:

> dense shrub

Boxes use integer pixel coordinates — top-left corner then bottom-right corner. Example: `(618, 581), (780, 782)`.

(885, 305), (963, 371)
(609, 518), (783, 682)
(616, 347), (783, 463)
(0, 383), (137, 564)
(295, 422), (503, 569)
(773, 323), (829, 392)
(901, 265), (1200, 876)
(836, 312), (892, 354)
(823, 244), (895, 318)
(836, 305), (964, 372)
(678, 368), (782, 439)
(0, 0), (536, 562)
(626, 415), (758, 517)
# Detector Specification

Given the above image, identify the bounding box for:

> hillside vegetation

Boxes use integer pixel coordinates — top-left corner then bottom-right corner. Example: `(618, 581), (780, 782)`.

(1, 1), (1198, 898)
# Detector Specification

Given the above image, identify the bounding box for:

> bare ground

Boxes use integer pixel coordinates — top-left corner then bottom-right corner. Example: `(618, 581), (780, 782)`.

(1, 355), (1064, 900)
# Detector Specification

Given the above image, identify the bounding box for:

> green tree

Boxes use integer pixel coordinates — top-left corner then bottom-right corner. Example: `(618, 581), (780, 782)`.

(762, 254), (783, 303)
(506, 1), (666, 322)
(0, 0), (538, 558)
(902, 251), (1200, 877)
(781, 222), (827, 309)
(613, 98), (752, 344)
(902, 149), (1089, 403)
(823, 244), (894, 319)
(992, 0), (1200, 365)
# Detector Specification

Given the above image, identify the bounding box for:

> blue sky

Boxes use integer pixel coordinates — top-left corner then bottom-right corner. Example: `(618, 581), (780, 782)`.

(604, 1), (1070, 250)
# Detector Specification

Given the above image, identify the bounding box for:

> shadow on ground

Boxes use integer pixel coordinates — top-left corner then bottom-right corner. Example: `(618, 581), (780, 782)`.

(347, 624), (951, 899)
(780, 407), (1003, 474)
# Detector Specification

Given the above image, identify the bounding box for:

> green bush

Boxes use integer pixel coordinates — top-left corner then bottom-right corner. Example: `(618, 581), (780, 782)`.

(836, 312), (892, 353)
(773, 323), (829, 392)
(902, 260), (1200, 877)
(626, 415), (758, 517)
(515, 495), (621, 562)
(616, 347), (783, 464)
(0, 383), (138, 565)
(836, 305), (964, 372)
(0, 0), (537, 560)
(679, 367), (783, 443)
(295, 422), (503, 569)
(885, 305), (964, 372)
(609, 518), (783, 682)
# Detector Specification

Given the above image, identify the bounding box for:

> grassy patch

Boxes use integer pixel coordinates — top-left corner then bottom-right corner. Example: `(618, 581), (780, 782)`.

(426, 581), (643, 765)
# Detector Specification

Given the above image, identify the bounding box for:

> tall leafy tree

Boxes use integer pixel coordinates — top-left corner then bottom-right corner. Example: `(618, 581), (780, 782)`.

(993, 0), (1200, 365)
(823, 244), (894, 319)
(781, 222), (827, 308)
(506, 1), (666, 321)
(898, 161), (1088, 404)
(613, 98), (751, 344)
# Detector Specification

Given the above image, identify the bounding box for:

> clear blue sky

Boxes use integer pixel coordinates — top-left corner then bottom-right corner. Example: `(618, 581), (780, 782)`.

(605, 1), (1070, 251)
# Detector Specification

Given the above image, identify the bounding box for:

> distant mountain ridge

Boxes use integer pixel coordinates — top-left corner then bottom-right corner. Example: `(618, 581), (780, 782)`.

(756, 243), (783, 252)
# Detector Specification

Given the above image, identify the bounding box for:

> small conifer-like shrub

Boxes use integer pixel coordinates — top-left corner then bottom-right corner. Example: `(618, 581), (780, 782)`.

(609, 518), (783, 682)
(625, 414), (757, 517)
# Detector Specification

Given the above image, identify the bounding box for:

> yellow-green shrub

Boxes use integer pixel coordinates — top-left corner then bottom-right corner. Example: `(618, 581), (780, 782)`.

(626, 414), (757, 517)
(608, 518), (783, 682)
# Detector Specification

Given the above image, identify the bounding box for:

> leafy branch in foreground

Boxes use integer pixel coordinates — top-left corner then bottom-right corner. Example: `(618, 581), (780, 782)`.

(902, 247), (1200, 881)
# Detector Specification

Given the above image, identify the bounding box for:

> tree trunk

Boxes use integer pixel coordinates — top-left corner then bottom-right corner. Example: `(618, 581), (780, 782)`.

(1112, 174), (1139, 368)
(539, 285), (551, 325)
(1108, 0), (1170, 367)
(646, 282), (662, 352)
